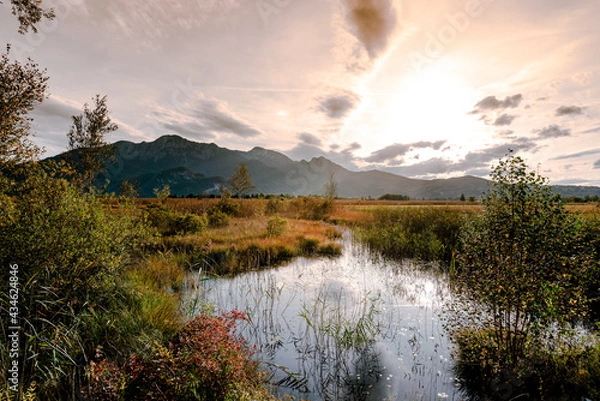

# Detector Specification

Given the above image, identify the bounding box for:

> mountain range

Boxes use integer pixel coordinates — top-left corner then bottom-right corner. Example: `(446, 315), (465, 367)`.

(56, 135), (600, 199)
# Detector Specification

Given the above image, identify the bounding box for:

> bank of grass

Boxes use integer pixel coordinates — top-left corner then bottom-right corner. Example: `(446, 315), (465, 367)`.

(156, 216), (342, 276)
(352, 205), (475, 265)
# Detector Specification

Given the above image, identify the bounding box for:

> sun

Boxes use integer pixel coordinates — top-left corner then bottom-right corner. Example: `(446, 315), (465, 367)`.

(379, 63), (482, 157)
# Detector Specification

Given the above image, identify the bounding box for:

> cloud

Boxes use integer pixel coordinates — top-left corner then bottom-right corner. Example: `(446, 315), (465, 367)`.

(555, 105), (585, 116)
(493, 114), (517, 126)
(534, 124), (571, 138)
(33, 96), (81, 120)
(594, 160), (600, 169)
(552, 148), (600, 161)
(150, 93), (261, 139)
(497, 130), (514, 137)
(582, 126), (600, 134)
(298, 132), (322, 146)
(471, 94), (523, 113)
(364, 140), (446, 163)
(373, 139), (539, 177)
(343, 0), (398, 59)
(316, 89), (361, 119)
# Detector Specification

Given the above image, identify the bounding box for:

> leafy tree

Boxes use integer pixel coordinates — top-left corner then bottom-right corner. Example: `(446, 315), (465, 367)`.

(1, 0), (55, 34)
(449, 153), (595, 396)
(67, 95), (118, 191)
(229, 163), (254, 198)
(0, 45), (48, 172)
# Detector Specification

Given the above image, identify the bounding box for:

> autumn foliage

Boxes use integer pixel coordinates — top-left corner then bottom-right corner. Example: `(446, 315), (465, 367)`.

(83, 311), (273, 401)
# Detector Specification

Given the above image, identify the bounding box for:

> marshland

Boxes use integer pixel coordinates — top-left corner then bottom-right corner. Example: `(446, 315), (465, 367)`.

(3, 155), (600, 400)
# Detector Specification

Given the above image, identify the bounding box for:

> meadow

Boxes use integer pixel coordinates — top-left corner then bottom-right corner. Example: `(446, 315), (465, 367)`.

(2, 161), (600, 400)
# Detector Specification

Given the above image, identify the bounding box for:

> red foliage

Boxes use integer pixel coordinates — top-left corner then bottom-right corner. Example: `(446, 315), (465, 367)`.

(83, 311), (262, 401)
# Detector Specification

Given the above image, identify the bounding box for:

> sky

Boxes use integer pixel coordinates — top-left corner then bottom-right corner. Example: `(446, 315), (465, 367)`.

(2, 0), (600, 185)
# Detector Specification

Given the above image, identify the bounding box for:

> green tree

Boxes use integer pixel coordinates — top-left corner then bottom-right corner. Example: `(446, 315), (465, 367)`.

(449, 153), (595, 395)
(229, 163), (254, 198)
(0, 45), (48, 172)
(1, 0), (55, 34)
(67, 95), (118, 191)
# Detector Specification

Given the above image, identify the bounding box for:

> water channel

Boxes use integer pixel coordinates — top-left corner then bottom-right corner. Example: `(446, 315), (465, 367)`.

(190, 232), (462, 400)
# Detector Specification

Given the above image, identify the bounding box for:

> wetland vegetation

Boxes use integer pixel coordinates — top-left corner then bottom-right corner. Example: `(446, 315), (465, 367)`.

(2, 152), (600, 400)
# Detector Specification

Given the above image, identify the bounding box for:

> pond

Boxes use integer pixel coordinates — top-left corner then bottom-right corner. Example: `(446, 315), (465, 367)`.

(189, 232), (462, 400)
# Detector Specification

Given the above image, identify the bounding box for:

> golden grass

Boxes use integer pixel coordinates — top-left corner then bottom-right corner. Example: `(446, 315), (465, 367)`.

(153, 216), (342, 276)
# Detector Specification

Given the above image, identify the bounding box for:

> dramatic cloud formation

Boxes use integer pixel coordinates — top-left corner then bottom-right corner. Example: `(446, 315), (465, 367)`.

(555, 105), (585, 116)
(471, 94), (523, 113)
(3, 0), (600, 186)
(534, 124), (572, 139)
(316, 90), (361, 119)
(150, 93), (261, 139)
(365, 140), (446, 163)
(493, 114), (517, 126)
(343, 0), (398, 58)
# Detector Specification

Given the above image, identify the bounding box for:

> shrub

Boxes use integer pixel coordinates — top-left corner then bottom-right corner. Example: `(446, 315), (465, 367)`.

(83, 312), (277, 401)
(0, 171), (151, 400)
(298, 237), (319, 254)
(145, 204), (206, 236)
(266, 215), (288, 236)
(291, 196), (334, 221)
(265, 198), (284, 215)
(208, 209), (231, 228)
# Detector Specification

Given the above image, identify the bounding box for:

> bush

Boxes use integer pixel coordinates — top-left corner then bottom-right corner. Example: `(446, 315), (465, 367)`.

(0, 171), (151, 400)
(453, 327), (600, 400)
(298, 237), (319, 254)
(83, 312), (277, 401)
(265, 198), (284, 215)
(266, 215), (287, 236)
(145, 204), (206, 236)
(208, 209), (231, 228)
(290, 196), (334, 221)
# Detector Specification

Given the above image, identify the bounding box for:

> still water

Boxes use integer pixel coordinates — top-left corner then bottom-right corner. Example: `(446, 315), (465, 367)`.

(190, 232), (462, 400)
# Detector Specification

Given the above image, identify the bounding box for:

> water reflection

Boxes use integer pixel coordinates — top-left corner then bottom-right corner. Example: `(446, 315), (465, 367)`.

(189, 232), (460, 400)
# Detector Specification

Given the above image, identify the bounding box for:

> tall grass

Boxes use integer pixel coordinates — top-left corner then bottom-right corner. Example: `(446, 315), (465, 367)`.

(354, 206), (472, 265)
(156, 218), (342, 276)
